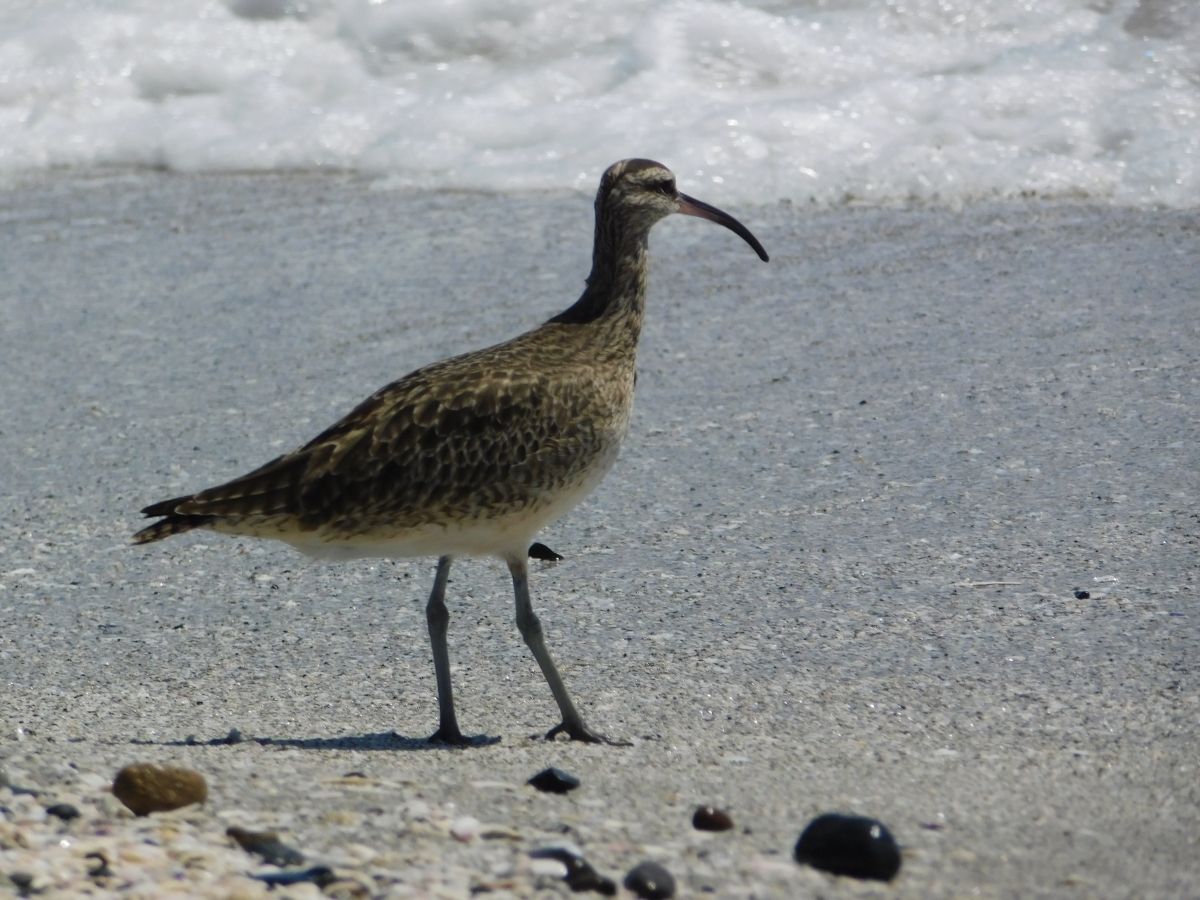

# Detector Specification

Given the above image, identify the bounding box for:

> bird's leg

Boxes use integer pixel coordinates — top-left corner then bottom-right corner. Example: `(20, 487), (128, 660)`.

(507, 554), (625, 745)
(425, 555), (472, 745)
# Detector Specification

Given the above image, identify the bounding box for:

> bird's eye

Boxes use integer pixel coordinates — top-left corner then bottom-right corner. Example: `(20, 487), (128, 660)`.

(647, 179), (675, 196)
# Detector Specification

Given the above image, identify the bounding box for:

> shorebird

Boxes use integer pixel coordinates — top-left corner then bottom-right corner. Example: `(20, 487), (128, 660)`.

(134, 159), (768, 745)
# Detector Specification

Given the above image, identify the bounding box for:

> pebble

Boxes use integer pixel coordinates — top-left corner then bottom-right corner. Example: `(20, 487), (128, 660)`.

(793, 813), (902, 881)
(527, 767), (581, 794)
(692, 806), (734, 831)
(530, 846), (616, 895)
(44, 803), (81, 821)
(450, 815), (481, 842)
(1074, 589), (1090, 599)
(623, 861), (676, 900)
(112, 763), (208, 816)
(529, 542), (564, 561)
(226, 826), (306, 866)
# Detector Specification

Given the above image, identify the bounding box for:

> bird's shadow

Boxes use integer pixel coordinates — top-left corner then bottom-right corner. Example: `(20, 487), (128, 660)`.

(145, 731), (502, 751)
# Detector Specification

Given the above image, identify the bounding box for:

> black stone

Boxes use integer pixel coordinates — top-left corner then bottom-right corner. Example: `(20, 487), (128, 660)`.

(253, 866), (337, 889)
(227, 826), (306, 866)
(530, 847), (616, 895)
(623, 861), (676, 900)
(529, 542), (564, 561)
(1074, 590), (1090, 599)
(692, 806), (733, 831)
(793, 813), (901, 881)
(10, 873), (33, 897)
(45, 803), (81, 821)
(528, 766), (581, 793)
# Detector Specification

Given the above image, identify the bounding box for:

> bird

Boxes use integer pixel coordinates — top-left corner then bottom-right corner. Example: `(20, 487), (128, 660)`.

(133, 158), (769, 745)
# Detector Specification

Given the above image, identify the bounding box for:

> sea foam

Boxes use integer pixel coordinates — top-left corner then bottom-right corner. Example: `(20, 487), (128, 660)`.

(1, 0), (1198, 206)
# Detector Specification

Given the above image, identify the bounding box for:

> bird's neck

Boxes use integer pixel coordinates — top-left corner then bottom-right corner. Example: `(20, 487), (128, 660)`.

(548, 214), (649, 353)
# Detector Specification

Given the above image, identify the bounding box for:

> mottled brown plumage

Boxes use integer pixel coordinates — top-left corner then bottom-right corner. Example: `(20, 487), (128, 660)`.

(134, 158), (767, 744)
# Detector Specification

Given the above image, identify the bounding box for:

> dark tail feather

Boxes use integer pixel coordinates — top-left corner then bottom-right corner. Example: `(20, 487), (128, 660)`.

(133, 514), (214, 545)
(141, 495), (194, 518)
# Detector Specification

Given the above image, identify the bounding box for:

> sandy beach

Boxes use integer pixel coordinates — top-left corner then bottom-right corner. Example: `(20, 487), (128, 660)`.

(1, 171), (1197, 899)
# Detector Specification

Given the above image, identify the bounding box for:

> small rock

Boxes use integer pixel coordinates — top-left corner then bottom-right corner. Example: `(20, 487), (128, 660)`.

(692, 806), (733, 831)
(530, 847), (616, 895)
(624, 861), (676, 900)
(252, 866), (337, 889)
(530, 858), (570, 878)
(227, 826), (306, 866)
(45, 803), (81, 821)
(225, 727), (246, 744)
(450, 815), (481, 842)
(528, 767), (581, 794)
(112, 763), (208, 816)
(529, 543), (564, 561)
(10, 873), (33, 896)
(1074, 590), (1090, 599)
(793, 813), (901, 881)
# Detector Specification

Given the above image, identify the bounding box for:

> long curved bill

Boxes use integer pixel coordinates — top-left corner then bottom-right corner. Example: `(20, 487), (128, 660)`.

(677, 193), (770, 262)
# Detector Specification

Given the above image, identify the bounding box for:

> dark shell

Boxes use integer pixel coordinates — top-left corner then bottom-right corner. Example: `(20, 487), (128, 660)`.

(692, 806), (734, 831)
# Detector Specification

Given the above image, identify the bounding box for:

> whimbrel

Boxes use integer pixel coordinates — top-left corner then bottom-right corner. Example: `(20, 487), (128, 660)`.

(134, 159), (769, 744)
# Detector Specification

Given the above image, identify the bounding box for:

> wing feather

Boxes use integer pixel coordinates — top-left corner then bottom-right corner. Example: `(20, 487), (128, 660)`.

(137, 333), (621, 539)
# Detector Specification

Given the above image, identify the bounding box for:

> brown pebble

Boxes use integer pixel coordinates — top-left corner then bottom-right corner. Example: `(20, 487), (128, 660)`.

(692, 806), (734, 831)
(112, 763), (207, 816)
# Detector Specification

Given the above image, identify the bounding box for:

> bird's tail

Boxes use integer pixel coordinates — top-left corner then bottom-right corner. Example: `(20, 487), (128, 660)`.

(132, 495), (213, 544)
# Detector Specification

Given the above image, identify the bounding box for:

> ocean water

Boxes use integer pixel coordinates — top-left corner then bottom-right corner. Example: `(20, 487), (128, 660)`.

(1, 0), (1198, 206)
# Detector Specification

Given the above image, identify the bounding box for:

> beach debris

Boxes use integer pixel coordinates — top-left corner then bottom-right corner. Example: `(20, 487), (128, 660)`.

(692, 805), (734, 831)
(45, 802), (81, 821)
(112, 763), (207, 816)
(1074, 589), (1090, 599)
(528, 766), (580, 794)
(252, 866), (337, 889)
(530, 845), (616, 894)
(529, 542), (564, 561)
(85, 852), (111, 878)
(226, 826), (305, 866)
(794, 813), (901, 881)
(623, 861), (676, 899)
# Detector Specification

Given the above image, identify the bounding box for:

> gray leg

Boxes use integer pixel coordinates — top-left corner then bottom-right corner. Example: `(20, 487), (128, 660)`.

(507, 554), (625, 744)
(426, 556), (471, 745)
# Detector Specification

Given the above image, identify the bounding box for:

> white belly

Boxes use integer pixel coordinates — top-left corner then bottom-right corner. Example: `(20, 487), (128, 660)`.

(281, 441), (622, 562)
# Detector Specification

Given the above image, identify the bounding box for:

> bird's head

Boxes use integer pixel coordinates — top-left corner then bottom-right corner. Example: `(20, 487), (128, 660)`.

(596, 159), (769, 262)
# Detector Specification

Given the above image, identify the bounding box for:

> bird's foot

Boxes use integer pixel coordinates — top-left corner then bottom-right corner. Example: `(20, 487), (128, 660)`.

(428, 726), (498, 747)
(545, 721), (631, 746)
